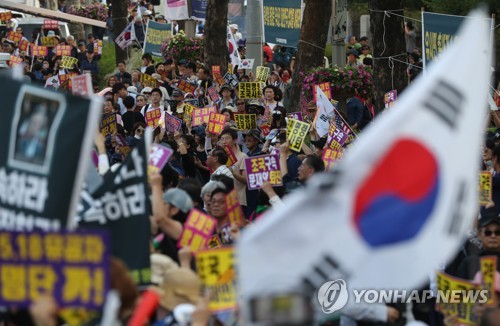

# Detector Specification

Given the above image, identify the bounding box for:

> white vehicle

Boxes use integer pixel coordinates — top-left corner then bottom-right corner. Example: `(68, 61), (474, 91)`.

(0, 53), (10, 69)
(8, 17), (70, 40)
(0, 9), (28, 19)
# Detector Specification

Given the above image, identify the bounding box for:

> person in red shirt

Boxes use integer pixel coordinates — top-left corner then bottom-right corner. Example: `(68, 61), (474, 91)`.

(263, 43), (273, 62)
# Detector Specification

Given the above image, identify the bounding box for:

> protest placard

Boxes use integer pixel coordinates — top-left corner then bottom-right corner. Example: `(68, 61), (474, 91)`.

(71, 74), (93, 97)
(41, 36), (57, 47)
(224, 145), (237, 167)
(287, 111), (303, 121)
(322, 148), (344, 171)
(240, 58), (255, 70)
(327, 123), (349, 150)
(177, 79), (197, 94)
(31, 45), (48, 56)
(207, 112), (227, 135)
(60, 56), (79, 69)
(480, 256), (497, 306)
(183, 103), (196, 123)
(100, 113), (117, 137)
(212, 66), (226, 85)
(58, 72), (78, 91)
(238, 82), (262, 99)
(244, 154), (282, 190)
(7, 31), (22, 43)
(226, 189), (245, 226)
(115, 134), (131, 158)
(436, 272), (480, 325)
(0, 73), (101, 232)
(0, 231), (110, 309)
(145, 108), (162, 128)
(55, 45), (72, 56)
(288, 119), (310, 152)
(192, 107), (217, 126)
(184, 98), (199, 108)
(0, 11), (12, 23)
(207, 85), (220, 102)
(148, 143), (173, 177)
(9, 55), (23, 67)
(234, 114), (257, 130)
(43, 19), (59, 30)
(144, 20), (172, 56)
(18, 39), (29, 52)
(260, 125), (271, 137)
(178, 209), (217, 252)
(313, 82), (332, 101)
(78, 139), (152, 285)
(165, 112), (183, 132)
(140, 73), (157, 88)
(384, 90), (397, 109)
(223, 72), (239, 88)
(196, 247), (237, 312)
(256, 66), (270, 83)
(479, 172), (492, 205)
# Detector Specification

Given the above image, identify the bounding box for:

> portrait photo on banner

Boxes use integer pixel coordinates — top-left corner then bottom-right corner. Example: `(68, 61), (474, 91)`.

(8, 86), (65, 174)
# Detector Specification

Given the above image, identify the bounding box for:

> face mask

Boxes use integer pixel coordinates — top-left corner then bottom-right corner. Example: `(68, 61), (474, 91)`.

(134, 135), (142, 139)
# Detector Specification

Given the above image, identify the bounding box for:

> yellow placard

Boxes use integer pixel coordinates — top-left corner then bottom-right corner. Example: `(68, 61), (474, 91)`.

(480, 256), (497, 306)
(238, 82), (262, 99)
(322, 148), (344, 171)
(140, 73), (157, 88)
(41, 36), (57, 47)
(234, 114), (257, 130)
(195, 247), (237, 312)
(183, 103), (196, 123)
(60, 56), (79, 69)
(256, 66), (270, 83)
(288, 119), (310, 152)
(479, 172), (492, 205)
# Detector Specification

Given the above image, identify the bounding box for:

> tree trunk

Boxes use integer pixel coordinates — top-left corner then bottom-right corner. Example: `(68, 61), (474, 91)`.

(67, 0), (85, 41)
(204, 0), (229, 76)
(287, 0), (332, 112)
(112, 0), (128, 64)
(369, 0), (407, 111)
(46, 0), (57, 10)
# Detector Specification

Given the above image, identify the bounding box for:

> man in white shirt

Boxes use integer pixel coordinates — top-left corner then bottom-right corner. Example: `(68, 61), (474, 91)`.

(208, 146), (234, 180)
(141, 87), (165, 129)
(219, 128), (248, 207)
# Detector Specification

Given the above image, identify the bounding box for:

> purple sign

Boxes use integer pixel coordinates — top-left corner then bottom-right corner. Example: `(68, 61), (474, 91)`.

(244, 154), (282, 190)
(287, 111), (303, 121)
(149, 144), (173, 173)
(0, 231), (110, 309)
(327, 123), (349, 149)
(165, 112), (183, 133)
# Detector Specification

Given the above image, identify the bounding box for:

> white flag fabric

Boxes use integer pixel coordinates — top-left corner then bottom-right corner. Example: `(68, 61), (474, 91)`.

(44, 75), (60, 89)
(237, 7), (492, 321)
(164, 0), (189, 21)
(315, 86), (335, 137)
(115, 22), (136, 50)
(227, 26), (241, 67)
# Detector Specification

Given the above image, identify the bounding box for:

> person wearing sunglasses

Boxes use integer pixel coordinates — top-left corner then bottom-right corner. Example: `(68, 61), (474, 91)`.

(455, 207), (500, 280)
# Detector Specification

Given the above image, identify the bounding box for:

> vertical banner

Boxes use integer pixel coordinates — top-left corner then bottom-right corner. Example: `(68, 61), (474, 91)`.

(288, 119), (311, 152)
(333, 0), (348, 41)
(164, 0), (189, 20)
(196, 247), (237, 312)
(421, 12), (493, 68)
(77, 140), (152, 285)
(263, 0), (302, 48)
(226, 189), (245, 226)
(480, 256), (497, 306)
(71, 74), (93, 97)
(207, 112), (227, 135)
(0, 74), (101, 232)
(191, 0), (208, 20)
(144, 20), (172, 57)
(255, 66), (270, 83)
(479, 172), (492, 205)
(178, 209), (217, 251)
(244, 154), (282, 190)
(0, 231), (110, 309)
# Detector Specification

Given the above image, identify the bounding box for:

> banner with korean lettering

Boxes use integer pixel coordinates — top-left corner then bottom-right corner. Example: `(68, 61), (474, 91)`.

(41, 36), (57, 47)
(0, 231), (110, 309)
(224, 145), (237, 167)
(191, 0), (208, 20)
(195, 247), (237, 312)
(480, 256), (496, 306)
(226, 189), (245, 226)
(148, 143), (173, 177)
(286, 111), (303, 121)
(288, 119), (310, 152)
(145, 108), (162, 128)
(263, 0), (302, 48)
(165, 112), (183, 132)
(207, 112), (227, 135)
(238, 82), (262, 99)
(71, 74), (93, 97)
(144, 20), (172, 57)
(314, 82), (332, 101)
(178, 209), (217, 251)
(322, 148), (344, 171)
(100, 113), (117, 137)
(234, 114), (257, 130)
(77, 139), (152, 285)
(192, 107), (217, 126)
(178, 79), (197, 94)
(212, 66), (226, 85)
(256, 66), (270, 83)
(31, 45), (48, 57)
(245, 154), (282, 190)
(55, 45), (72, 57)
(0, 74), (101, 232)
(164, 0), (189, 21)
(60, 56), (78, 69)
(0, 11), (12, 23)
(422, 12), (493, 68)
(327, 123), (348, 150)
(223, 72), (239, 89)
(140, 73), (157, 88)
(479, 172), (492, 205)
(183, 103), (196, 123)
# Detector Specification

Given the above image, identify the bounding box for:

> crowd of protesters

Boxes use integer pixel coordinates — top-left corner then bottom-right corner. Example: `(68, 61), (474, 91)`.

(1, 2), (500, 325)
